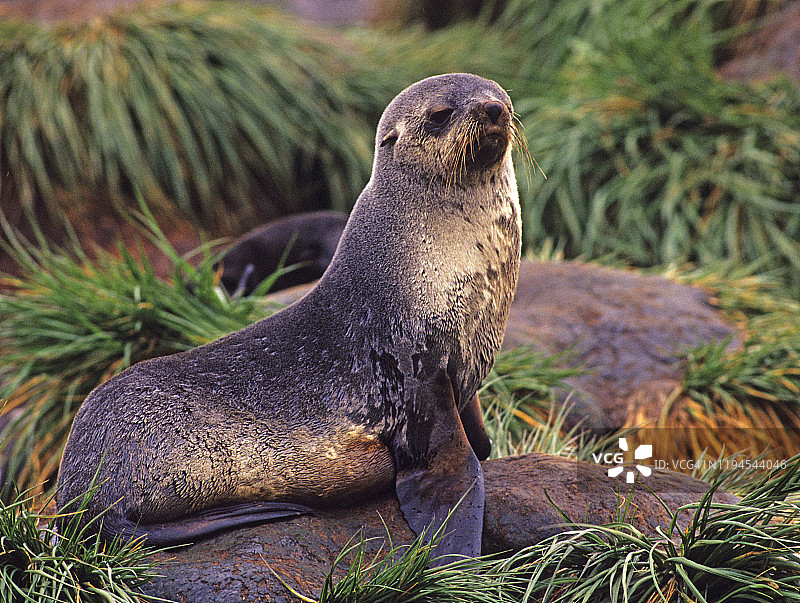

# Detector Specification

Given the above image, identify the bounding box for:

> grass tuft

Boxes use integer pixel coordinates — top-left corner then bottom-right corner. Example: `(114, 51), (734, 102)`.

(511, 0), (800, 295)
(635, 264), (800, 465)
(315, 532), (513, 602)
(0, 1), (378, 230)
(0, 1), (522, 234)
(501, 454), (800, 602)
(0, 487), (165, 602)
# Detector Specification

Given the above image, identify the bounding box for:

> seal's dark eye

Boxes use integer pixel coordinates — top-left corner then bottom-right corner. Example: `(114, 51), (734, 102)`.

(428, 107), (454, 128)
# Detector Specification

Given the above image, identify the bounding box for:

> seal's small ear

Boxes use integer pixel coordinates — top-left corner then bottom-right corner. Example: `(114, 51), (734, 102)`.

(380, 127), (399, 147)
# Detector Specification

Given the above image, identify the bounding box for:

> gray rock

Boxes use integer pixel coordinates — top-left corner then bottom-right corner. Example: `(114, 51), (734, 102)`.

(141, 453), (737, 602)
(504, 261), (741, 430)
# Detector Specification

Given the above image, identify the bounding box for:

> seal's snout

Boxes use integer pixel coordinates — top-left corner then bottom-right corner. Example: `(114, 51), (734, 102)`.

(471, 98), (511, 133)
(483, 101), (504, 124)
(454, 97), (511, 171)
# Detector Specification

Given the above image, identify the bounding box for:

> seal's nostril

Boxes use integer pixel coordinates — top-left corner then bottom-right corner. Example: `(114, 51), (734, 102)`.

(483, 101), (503, 123)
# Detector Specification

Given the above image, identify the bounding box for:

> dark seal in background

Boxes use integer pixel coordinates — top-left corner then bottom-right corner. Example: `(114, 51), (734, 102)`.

(218, 210), (348, 296)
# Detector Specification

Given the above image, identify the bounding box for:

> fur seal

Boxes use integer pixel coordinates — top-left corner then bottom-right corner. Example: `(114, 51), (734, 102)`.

(56, 73), (522, 561)
(218, 210), (348, 296)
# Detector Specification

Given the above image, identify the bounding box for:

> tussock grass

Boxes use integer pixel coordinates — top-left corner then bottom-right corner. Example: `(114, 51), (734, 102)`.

(504, 455), (800, 602)
(0, 487), (164, 602)
(634, 264), (800, 465)
(0, 2), (377, 230)
(511, 0), (800, 295)
(313, 530), (516, 603)
(0, 208), (274, 497)
(480, 348), (579, 456)
(480, 354), (631, 463)
(0, 1), (521, 234)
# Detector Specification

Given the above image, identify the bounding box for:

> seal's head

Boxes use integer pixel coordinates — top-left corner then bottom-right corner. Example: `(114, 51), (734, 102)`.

(375, 73), (516, 184)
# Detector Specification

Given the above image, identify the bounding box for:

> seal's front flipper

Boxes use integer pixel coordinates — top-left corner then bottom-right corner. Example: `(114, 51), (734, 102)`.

(395, 370), (485, 564)
(103, 501), (313, 546)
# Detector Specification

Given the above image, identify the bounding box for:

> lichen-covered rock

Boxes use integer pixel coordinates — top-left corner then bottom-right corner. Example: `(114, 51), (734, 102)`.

(140, 453), (738, 602)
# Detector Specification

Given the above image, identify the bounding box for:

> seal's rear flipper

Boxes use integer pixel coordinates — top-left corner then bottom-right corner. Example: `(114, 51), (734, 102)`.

(395, 371), (485, 565)
(103, 501), (313, 547)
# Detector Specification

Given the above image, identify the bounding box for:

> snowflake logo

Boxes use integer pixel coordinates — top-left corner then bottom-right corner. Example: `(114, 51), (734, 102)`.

(607, 438), (652, 483)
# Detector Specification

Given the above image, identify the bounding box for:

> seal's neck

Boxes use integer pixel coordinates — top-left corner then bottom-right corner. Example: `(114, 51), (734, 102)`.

(314, 155), (520, 336)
